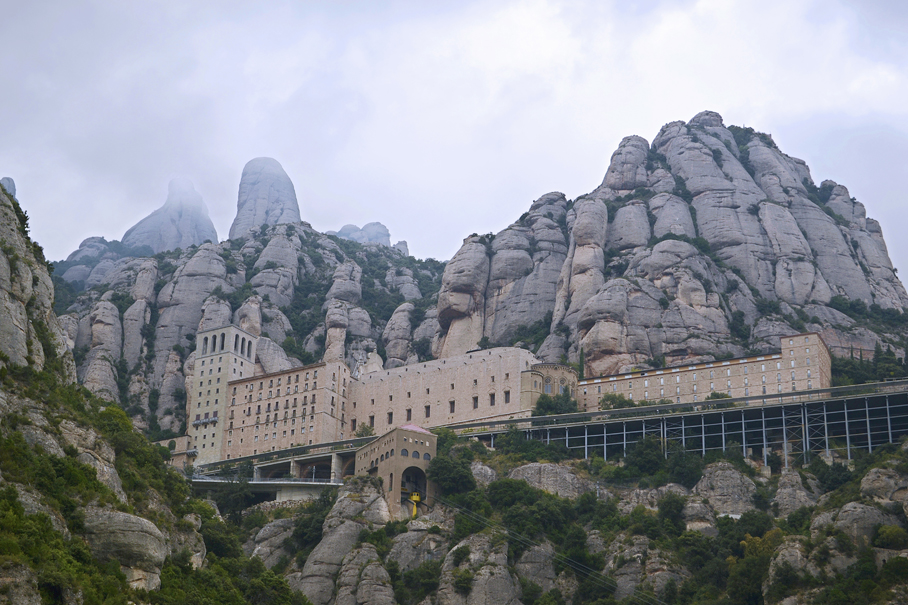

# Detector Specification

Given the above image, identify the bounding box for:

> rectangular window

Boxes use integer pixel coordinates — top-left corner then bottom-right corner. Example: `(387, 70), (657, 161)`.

(369, 415), (374, 428)
(425, 405), (431, 418)
(449, 401), (455, 413)
(490, 393), (496, 406)
(351, 419), (357, 431)
(406, 408), (412, 421)
(473, 396), (478, 409)
(504, 390), (510, 403)
(387, 412), (393, 425)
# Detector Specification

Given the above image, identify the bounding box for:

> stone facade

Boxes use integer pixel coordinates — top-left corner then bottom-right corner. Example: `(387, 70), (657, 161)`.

(208, 344), (576, 464)
(223, 360), (351, 459)
(354, 425), (438, 518)
(577, 332), (830, 409)
(347, 348), (576, 435)
(187, 324), (258, 465)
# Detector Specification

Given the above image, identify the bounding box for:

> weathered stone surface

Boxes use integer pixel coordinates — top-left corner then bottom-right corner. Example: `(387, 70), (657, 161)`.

(287, 478), (390, 605)
(82, 507), (168, 590)
(246, 517), (296, 569)
(683, 499), (718, 536)
(326, 262), (363, 305)
(229, 157), (301, 239)
(772, 470), (816, 518)
(436, 533), (522, 605)
(693, 462), (756, 516)
(603, 135), (649, 191)
(122, 178), (218, 254)
(508, 463), (595, 499)
(387, 524), (449, 572)
(383, 302), (413, 368)
(603, 534), (689, 600)
(256, 337), (298, 374)
(334, 543), (396, 605)
(833, 502), (901, 546)
(470, 461), (498, 487)
(616, 484), (688, 514)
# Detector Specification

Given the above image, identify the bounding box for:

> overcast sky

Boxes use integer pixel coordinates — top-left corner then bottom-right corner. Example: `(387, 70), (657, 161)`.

(2, 0), (908, 273)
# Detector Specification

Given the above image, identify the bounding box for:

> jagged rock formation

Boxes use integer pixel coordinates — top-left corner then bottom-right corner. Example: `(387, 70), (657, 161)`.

(50, 110), (908, 433)
(121, 178), (218, 254)
(0, 185), (74, 376)
(327, 222), (410, 256)
(436, 110), (908, 373)
(228, 157), (301, 239)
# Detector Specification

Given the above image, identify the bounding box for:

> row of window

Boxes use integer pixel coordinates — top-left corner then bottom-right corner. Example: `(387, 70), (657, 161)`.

(201, 332), (252, 358)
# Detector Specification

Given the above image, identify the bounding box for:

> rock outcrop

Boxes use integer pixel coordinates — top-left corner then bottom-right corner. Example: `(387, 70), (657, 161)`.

(121, 178), (218, 254)
(228, 157), (301, 240)
(0, 185), (74, 377)
(507, 463), (597, 499)
(287, 477), (391, 605)
(81, 507), (169, 590)
(693, 462), (756, 516)
(435, 110), (908, 372)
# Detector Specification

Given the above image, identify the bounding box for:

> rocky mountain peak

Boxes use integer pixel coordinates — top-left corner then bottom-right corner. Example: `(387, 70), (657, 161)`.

(1, 176), (15, 197)
(228, 157), (301, 240)
(121, 177), (218, 254)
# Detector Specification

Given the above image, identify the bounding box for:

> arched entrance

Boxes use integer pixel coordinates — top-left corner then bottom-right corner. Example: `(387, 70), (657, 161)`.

(400, 466), (428, 516)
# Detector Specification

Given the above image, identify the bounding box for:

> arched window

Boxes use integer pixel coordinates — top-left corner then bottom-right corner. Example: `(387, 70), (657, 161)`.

(220, 333), (225, 351)
(401, 449), (409, 457)
(390, 449), (394, 457)
(202, 337), (208, 355)
(380, 454), (384, 462)
(412, 450), (420, 458)
(234, 334), (239, 352)
(423, 453), (431, 460)
(241, 338), (246, 358)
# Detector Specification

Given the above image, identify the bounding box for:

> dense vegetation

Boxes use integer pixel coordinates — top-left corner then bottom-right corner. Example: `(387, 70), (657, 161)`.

(0, 362), (311, 604)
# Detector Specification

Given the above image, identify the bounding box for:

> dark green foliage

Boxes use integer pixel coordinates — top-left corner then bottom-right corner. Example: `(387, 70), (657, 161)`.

(451, 544), (470, 566)
(532, 393), (578, 416)
(729, 310), (750, 340)
(505, 311), (553, 352)
(808, 457), (854, 492)
(387, 559), (442, 605)
(287, 488), (337, 567)
(427, 454), (476, 495)
(452, 568), (474, 595)
(647, 232), (711, 255)
(493, 426), (572, 463)
(51, 274), (81, 314)
(672, 175), (693, 203)
(411, 337), (432, 361)
(599, 392), (636, 409)
(212, 283), (256, 312)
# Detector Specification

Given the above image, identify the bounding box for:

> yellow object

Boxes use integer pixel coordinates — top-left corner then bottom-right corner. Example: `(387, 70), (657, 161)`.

(409, 492), (421, 518)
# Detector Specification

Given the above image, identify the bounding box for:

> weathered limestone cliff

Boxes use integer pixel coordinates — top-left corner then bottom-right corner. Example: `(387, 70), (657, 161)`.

(436, 110), (908, 373)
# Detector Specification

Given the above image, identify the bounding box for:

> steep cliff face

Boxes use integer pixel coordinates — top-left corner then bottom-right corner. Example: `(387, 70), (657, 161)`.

(121, 178), (218, 254)
(436, 111), (908, 374)
(0, 183), (206, 597)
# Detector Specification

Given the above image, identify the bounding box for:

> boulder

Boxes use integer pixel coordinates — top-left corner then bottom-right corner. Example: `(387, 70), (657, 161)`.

(436, 533), (522, 605)
(81, 507), (168, 590)
(772, 470), (816, 518)
(507, 463), (596, 499)
(693, 462), (756, 516)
